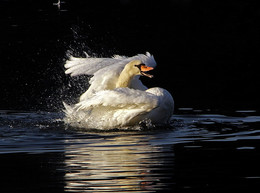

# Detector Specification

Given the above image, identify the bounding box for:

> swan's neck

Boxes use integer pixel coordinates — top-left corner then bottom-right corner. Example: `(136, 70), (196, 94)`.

(116, 69), (135, 88)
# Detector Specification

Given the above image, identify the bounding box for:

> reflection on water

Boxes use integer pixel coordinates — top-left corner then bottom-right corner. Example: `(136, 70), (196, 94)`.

(65, 134), (174, 192)
(0, 110), (260, 192)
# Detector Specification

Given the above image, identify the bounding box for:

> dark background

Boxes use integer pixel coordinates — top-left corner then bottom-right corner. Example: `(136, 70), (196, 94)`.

(0, 0), (259, 111)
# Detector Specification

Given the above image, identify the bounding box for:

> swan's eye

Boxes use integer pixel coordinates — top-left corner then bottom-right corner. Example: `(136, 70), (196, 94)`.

(134, 64), (144, 69)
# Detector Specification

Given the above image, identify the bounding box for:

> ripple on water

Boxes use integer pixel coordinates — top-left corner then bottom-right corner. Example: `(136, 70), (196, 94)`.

(0, 110), (260, 192)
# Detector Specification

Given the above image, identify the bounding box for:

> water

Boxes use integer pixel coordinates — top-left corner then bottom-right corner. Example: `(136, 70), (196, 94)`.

(1, 109), (260, 192)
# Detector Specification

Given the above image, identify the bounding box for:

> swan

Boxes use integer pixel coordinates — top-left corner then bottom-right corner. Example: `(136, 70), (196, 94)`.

(64, 52), (174, 129)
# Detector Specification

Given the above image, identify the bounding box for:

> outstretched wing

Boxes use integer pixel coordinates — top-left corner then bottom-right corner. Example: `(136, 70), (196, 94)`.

(64, 52), (157, 77)
(64, 57), (122, 76)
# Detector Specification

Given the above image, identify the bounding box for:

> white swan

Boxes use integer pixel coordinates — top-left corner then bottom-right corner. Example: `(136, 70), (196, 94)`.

(64, 53), (174, 129)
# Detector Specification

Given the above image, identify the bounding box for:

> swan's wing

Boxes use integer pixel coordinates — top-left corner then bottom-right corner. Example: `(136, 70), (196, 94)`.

(78, 63), (125, 100)
(64, 52), (157, 77)
(76, 88), (158, 111)
(74, 88), (159, 127)
(64, 57), (122, 76)
(131, 52), (157, 68)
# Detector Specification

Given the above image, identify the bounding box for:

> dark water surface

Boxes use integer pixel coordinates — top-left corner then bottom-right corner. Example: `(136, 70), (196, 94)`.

(1, 109), (260, 192)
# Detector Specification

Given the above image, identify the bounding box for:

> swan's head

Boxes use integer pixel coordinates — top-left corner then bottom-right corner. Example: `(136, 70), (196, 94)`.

(126, 60), (154, 78)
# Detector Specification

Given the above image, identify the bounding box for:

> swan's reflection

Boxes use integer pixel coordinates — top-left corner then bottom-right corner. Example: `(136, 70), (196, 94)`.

(64, 133), (175, 192)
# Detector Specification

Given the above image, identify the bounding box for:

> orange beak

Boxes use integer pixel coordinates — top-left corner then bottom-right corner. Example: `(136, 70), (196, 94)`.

(140, 65), (154, 78)
(140, 65), (154, 72)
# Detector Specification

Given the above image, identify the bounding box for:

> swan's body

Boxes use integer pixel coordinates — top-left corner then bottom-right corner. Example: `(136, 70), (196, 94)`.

(64, 52), (174, 129)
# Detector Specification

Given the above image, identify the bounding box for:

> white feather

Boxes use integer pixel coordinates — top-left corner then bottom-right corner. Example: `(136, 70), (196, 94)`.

(64, 52), (156, 76)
